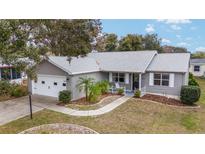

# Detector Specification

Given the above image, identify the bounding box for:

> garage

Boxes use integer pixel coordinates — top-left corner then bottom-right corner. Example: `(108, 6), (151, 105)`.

(32, 75), (67, 97)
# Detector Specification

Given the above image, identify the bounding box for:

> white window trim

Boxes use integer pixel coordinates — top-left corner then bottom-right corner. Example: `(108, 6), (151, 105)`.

(112, 72), (125, 83)
(149, 73), (154, 86)
(153, 73), (170, 87)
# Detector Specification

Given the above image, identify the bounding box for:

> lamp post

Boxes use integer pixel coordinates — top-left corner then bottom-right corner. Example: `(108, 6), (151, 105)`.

(29, 92), (32, 119)
(28, 78), (33, 119)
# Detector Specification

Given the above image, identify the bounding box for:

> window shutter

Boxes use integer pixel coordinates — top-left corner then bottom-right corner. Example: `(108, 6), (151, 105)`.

(125, 73), (129, 84)
(149, 73), (153, 86)
(109, 72), (113, 82)
(169, 73), (175, 87)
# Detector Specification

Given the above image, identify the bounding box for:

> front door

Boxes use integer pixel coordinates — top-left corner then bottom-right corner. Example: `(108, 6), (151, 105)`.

(133, 74), (139, 90)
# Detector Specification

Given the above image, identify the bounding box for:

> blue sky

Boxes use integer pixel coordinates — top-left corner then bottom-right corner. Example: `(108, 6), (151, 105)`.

(101, 19), (205, 52)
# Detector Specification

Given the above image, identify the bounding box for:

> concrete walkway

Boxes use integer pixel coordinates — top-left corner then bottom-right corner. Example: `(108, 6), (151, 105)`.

(33, 95), (131, 116)
(0, 95), (131, 126)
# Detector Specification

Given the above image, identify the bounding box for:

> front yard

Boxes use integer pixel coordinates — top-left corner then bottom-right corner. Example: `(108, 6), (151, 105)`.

(0, 77), (205, 134)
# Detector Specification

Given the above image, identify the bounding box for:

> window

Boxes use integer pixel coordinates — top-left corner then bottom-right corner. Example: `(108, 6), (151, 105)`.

(62, 83), (66, 86)
(119, 73), (125, 82)
(112, 73), (118, 82)
(112, 73), (125, 83)
(154, 73), (169, 86)
(1, 68), (11, 80)
(194, 65), (200, 72)
(11, 68), (21, 79)
(41, 81), (45, 84)
(54, 82), (57, 86)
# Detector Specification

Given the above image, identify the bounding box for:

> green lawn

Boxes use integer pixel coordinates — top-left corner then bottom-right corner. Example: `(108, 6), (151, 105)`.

(0, 78), (205, 134)
(195, 77), (205, 104)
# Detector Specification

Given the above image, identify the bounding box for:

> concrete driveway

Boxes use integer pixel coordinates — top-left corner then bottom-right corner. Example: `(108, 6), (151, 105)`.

(0, 95), (58, 126)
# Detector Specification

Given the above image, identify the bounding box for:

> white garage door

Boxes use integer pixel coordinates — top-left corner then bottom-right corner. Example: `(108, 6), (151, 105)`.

(32, 75), (67, 97)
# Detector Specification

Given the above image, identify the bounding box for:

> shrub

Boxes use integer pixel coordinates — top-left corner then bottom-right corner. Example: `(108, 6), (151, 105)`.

(0, 80), (12, 96)
(117, 88), (124, 95)
(88, 83), (102, 103)
(134, 90), (141, 98)
(97, 80), (110, 94)
(59, 90), (71, 103)
(11, 85), (28, 97)
(180, 85), (201, 105)
(188, 73), (199, 86)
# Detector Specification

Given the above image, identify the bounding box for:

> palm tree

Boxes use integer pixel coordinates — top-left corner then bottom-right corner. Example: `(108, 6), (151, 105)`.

(77, 77), (94, 101)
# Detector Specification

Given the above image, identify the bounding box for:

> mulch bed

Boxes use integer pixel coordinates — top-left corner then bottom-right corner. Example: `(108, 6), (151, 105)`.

(20, 123), (98, 134)
(140, 94), (197, 107)
(57, 93), (123, 106)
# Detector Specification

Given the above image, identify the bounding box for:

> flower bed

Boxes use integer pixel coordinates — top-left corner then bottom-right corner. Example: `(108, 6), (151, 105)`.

(141, 94), (198, 107)
(66, 95), (122, 110)
(20, 123), (98, 134)
(69, 93), (122, 105)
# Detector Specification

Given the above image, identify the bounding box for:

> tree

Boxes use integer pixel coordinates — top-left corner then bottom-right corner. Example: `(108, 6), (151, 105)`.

(104, 33), (118, 51)
(0, 20), (41, 81)
(191, 51), (205, 58)
(142, 34), (162, 52)
(94, 33), (118, 51)
(77, 77), (94, 101)
(118, 34), (143, 51)
(0, 19), (102, 79)
(162, 45), (188, 53)
(24, 19), (102, 57)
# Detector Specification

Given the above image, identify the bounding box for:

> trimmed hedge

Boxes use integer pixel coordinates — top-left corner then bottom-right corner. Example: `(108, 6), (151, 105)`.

(134, 90), (141, 98)
(59, 90), (71, 103)
(11, 85), (28, 97)
(96, 80), (110, 94)
(117, 88), (124, 95)
(188, 73), (199, 86)
(180, 86), (201, 105)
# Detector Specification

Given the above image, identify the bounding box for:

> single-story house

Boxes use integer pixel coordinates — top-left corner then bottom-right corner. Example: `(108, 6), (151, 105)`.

(31, 51), (190, 100)
(190, 58), (205, 77)
(0, 59), (26, 84)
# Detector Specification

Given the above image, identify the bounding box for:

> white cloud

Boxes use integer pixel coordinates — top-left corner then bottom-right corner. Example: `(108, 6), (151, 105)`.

(157, 19), (191, 24)
(145, 24), (155, 33)
(161, 38), (171, 44)
(177, 42), (190, 47)
(185, 37), (192, 41)
(170, 25), (181, 30)
(196, 47), (205, 51)
(190, 26), (197, 30)
(176, 35), (181, 38)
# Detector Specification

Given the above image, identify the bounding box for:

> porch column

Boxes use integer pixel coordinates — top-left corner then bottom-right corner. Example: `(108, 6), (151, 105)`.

(139, 73), (142, 91)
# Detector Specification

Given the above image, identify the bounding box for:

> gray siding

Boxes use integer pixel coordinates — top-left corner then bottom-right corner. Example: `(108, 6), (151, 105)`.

(70, 72), (108, 100)
(37, 60), (67, 76)
(142, 72), (185, 96)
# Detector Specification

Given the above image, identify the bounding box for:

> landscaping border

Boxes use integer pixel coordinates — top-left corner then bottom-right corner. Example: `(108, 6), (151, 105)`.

(19, 123), (99, 134)
(136, 98), (200, 109)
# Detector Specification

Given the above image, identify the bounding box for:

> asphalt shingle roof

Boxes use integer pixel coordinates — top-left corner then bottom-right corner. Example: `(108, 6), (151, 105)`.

(87, 51), (157, 73)
(47, 51), (190, 74)
(190, 58), (205, 64)
(147, 53), (190, 73)
(48, 56), (100, 75)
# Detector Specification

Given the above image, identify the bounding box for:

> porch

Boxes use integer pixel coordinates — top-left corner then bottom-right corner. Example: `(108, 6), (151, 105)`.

(108, 72), (143, 94)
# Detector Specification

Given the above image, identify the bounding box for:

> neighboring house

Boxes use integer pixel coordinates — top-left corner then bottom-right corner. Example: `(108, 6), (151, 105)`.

(31, 51), (190, 100)
(190, 58), (205, 76)
(0, 60), (26, 84)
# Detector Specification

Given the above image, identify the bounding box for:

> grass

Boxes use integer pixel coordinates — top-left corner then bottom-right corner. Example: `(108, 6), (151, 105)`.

(1, 78), (205, 134)
(195, 77), (205, 104)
